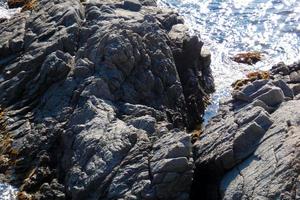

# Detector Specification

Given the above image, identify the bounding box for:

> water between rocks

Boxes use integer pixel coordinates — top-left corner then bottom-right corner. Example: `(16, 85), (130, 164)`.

(0, 0), (20, 20)
(158, 0), (300, 123)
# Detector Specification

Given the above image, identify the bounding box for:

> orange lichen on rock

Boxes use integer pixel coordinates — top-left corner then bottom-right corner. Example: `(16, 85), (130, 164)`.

(232, 51), (263, 65)
(232, 70), (270, 90)
(21, 0), (37, 12)
(7, 0), (37, 11)
(191, 124), (203, 144)
(0, 134), (13, 154)
(0, 133), (18, 171)
(0, 108), (20, 173)
(203, 94), (211, 107)
(191, 129), (202, 144)
(246, 71), (270, 80)
(0, 109), (12, 173)
(0, 108), (5, 132)
(17, 191), (32, 200)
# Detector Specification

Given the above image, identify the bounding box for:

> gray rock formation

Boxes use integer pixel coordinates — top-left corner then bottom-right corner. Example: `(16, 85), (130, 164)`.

(193, 62), (300, 200)
(0, 0), (214, 199)
(2, 0), (299, 199)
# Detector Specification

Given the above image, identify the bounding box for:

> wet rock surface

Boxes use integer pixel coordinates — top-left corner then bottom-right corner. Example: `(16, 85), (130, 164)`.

(193, 62), (300, 200)
(0, 0), (213, 199)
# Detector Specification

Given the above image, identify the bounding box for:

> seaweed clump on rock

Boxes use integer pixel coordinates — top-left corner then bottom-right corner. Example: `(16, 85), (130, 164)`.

(232, 51), (263, 65)
(232, 70), (270, 90)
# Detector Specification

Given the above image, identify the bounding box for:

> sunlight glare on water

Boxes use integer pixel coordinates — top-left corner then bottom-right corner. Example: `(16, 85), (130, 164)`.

(158, 0), (300, 123)
(0, 183), (17, 200)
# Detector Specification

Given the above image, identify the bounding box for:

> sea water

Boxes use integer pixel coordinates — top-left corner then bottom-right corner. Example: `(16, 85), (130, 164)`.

(0, 0), (20, 20)
(158, 0), (300, 123)
(0, 183), (17, 200)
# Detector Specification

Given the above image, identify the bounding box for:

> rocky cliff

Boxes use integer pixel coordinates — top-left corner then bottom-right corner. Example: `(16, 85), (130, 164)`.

(1, 0), (300, 200)
(0, 0), (214, 199)
(193, 62), (300, 199)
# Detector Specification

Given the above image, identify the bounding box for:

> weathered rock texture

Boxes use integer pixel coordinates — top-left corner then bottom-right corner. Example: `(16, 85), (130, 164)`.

(193, 62), (300, 200)
(0, 0), (214, 199)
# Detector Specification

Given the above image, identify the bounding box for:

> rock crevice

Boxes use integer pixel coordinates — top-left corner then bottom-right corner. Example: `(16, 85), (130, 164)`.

(193, 62), (300, 200)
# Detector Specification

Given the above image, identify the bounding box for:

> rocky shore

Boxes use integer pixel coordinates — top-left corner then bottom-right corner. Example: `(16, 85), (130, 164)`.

(0, 0), (214, 199)
(193, 62), (300, 199)
(0, 0), (300, 200)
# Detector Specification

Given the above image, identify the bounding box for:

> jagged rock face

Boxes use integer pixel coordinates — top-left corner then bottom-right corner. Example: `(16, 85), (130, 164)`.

(193, 62), (300, 200)
(0, 0), (214, 199)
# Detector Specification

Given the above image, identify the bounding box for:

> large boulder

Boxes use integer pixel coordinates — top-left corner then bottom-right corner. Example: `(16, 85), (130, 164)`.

(193, 62), (300, 200)
(0, 0), (214, 199)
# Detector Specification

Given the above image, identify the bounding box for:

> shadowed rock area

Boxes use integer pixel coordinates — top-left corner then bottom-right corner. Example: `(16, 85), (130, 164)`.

(193, 62), (300, 200)
(0, 0), (214, 199)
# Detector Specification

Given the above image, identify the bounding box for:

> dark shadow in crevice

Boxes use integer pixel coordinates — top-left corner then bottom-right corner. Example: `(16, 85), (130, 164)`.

(190, 165), (223, 200)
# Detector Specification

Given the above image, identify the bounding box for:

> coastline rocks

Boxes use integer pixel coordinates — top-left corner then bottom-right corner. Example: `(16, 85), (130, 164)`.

(193, 61), (300, 199)
(7, 0), (26, 8)
(123, 0), (142, 11)
(3, 0), (299, 199)
(0, 0), (214, 199)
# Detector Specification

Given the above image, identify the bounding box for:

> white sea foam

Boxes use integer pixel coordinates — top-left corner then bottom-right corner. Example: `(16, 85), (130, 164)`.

(0, 183), (17, 200)
(158, 0), (300, 123)
(0, 0), (20, 20)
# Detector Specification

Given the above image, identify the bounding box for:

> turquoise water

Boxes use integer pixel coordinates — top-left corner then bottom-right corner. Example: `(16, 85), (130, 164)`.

(158, 0), (300, 123)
